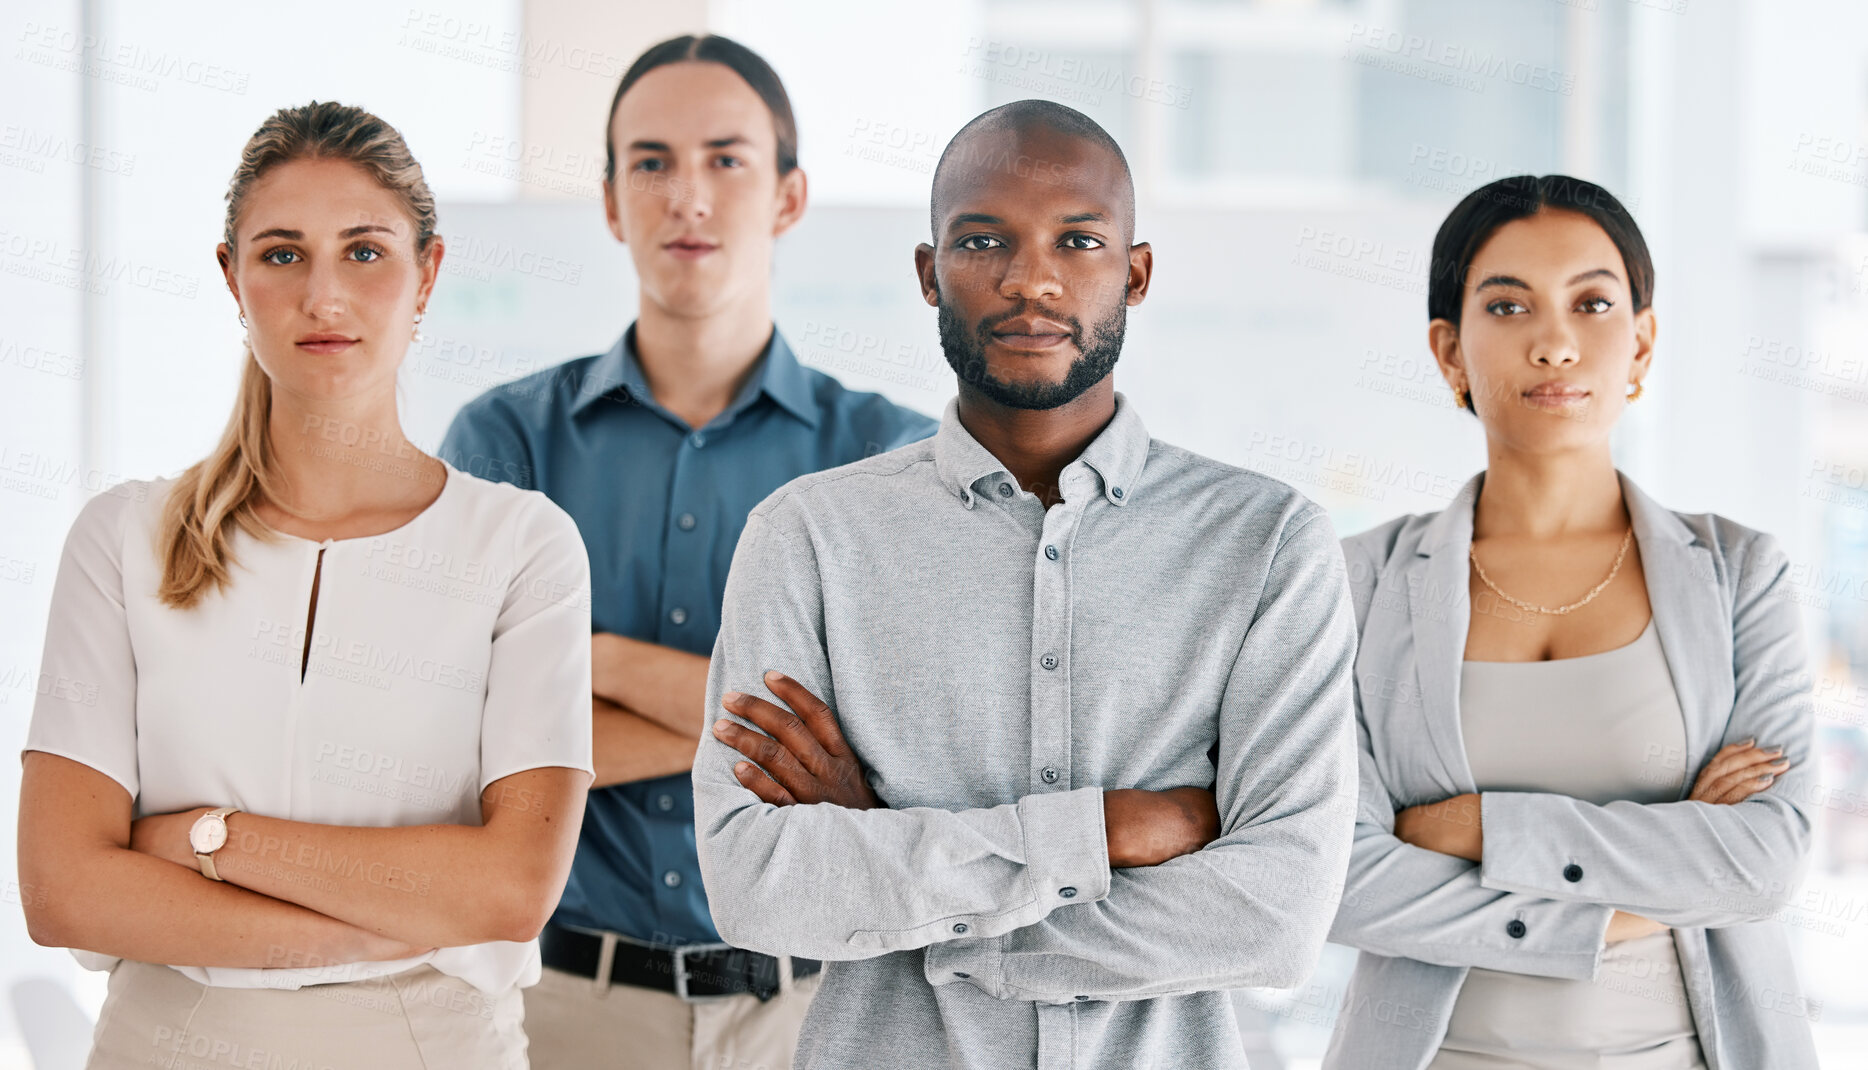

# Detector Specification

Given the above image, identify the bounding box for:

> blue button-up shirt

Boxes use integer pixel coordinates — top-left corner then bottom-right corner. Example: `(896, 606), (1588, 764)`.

(439, 325), (937, 944)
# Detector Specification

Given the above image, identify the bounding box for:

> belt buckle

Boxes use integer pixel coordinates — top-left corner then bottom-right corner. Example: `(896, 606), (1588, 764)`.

(671, 942), (697, 1001)
(671, 941), (735, 1003)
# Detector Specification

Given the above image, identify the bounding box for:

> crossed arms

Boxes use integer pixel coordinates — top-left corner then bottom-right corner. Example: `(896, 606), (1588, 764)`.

(1328, 536), (1816, 979)
(691, 504), (1361, 1003)
(19, 492), (592, 970)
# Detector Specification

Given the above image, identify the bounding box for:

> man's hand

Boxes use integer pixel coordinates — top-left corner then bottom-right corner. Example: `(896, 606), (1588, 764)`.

(590, 633), (710, 738)
(1104, 787), (1222, 868)
(712, 671), (881, 810)
(1393, 793), (1482, 861)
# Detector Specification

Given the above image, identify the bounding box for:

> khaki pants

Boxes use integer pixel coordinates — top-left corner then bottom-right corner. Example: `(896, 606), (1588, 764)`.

(87, 958), (527, 1070)
(523, 963), (821, 1070)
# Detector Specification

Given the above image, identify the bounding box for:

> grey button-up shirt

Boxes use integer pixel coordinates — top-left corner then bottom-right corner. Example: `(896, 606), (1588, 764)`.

(693, 393), (1360, 1069)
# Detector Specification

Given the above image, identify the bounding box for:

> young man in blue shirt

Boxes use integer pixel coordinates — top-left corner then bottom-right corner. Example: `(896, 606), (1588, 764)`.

(440, 35), (935, 1070)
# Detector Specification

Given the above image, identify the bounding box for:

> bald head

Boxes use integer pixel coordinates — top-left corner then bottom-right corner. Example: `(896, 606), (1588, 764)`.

(930, 100), (1135, 242)
(915, 100), (1152, 414)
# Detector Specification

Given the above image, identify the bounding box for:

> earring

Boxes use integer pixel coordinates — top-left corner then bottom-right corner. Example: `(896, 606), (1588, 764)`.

(238, 313), (247, 329)
(1453, 386), (1469, 409)
(1627, 380), (1645, 402)
(412, 310), (425, 344)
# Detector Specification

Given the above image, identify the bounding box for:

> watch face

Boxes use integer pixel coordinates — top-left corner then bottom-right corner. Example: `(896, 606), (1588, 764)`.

(191, 816), (227, 854)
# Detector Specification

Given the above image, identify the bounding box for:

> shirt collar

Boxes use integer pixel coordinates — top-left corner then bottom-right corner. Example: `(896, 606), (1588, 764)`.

(569, 324), (821, 429)
(933, 391), (1150, 509)
(568, 329), (648, 415)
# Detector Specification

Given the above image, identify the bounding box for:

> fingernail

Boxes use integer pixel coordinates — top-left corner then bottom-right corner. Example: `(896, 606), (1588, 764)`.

(734, 761), (751, 775)
(1757, 774), (1775, 784)
(1739, 738), (1756, 747)
(713, 718), (734, 734)
(1764, 746), (1783, 755)
(722, 691), (743, 704)
(764, 669), (785, 681)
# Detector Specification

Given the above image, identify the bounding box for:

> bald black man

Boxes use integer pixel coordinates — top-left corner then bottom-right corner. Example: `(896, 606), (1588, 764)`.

(692, 101), (1358, 1070)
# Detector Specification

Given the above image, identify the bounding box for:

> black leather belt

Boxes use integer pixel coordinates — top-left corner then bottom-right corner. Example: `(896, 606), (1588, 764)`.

(540, 923), (821, 1002)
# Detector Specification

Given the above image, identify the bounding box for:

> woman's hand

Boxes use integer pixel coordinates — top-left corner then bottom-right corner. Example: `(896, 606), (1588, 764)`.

(1608, 743), (1786, 943)
(1393, 793), (1482, 861)
(1605, 910), (1668, 944)
(1688, 740), (1788, 804)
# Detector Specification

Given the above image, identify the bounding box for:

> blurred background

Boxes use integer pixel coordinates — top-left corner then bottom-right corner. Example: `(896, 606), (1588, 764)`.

(3, 0), (1866, 1066)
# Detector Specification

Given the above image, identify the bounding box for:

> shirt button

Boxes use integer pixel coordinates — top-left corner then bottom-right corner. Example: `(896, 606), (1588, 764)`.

(1040, 653), (1058, 671)
(1563, 863), (1584, 883)
(657, 794), (675, 811)
(663, 870), (683, 888)
(953, 972), (970, 979)
(669, 607), (688, 625)
(1041, 767), (1059, 784)
(677, 513), (697, 531)
(1506, 919), (1527, 939)
(1074, 995), (1090, 1002)
(997, 482), (1014, 498)
(690, 432), (707, 448)
(1059, 886), (1077, 899)
(1110, 486), (1124, 499)
(1044, 545), (1059, 561)
(952, 923), (969, 934)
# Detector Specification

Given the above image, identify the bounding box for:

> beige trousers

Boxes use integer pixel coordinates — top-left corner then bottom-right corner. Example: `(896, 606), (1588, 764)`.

(86, 958), (528, 1070)
(522, 964), (821, 1070)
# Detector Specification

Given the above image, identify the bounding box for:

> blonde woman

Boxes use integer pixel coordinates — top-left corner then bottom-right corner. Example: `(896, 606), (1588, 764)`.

(1325, 174), (1817, 1069)
(17, 101), (593, 1069)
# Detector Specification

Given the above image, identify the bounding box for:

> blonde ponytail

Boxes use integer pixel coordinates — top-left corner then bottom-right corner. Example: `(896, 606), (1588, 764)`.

(156, 347), (280, 607)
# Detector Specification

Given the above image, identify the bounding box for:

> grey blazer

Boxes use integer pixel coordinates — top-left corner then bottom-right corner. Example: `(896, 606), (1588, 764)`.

(1324, 471), (1819, 1070)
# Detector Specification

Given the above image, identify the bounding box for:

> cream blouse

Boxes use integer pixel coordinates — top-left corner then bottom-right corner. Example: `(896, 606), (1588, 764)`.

(25, 463), (594, 993)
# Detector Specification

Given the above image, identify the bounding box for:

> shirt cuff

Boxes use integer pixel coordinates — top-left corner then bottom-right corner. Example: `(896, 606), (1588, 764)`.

(1017, 785), (1112, 907)
(1478, 791), (1579, 898)
(923, 936), (1005, 997)
(846, 787), (1109, 957)
(1509, 900), (1617, 982)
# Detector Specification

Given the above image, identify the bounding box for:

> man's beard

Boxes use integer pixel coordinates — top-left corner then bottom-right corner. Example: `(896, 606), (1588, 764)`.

(937, 292), (1127, 411)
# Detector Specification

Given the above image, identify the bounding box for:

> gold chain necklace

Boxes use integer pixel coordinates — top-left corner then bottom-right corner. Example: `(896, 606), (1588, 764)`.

(1469, 528), (1634, 615)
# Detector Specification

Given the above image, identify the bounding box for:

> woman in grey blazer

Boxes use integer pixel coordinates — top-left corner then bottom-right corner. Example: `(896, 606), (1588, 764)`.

(1325, 175), (1819, 1070)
